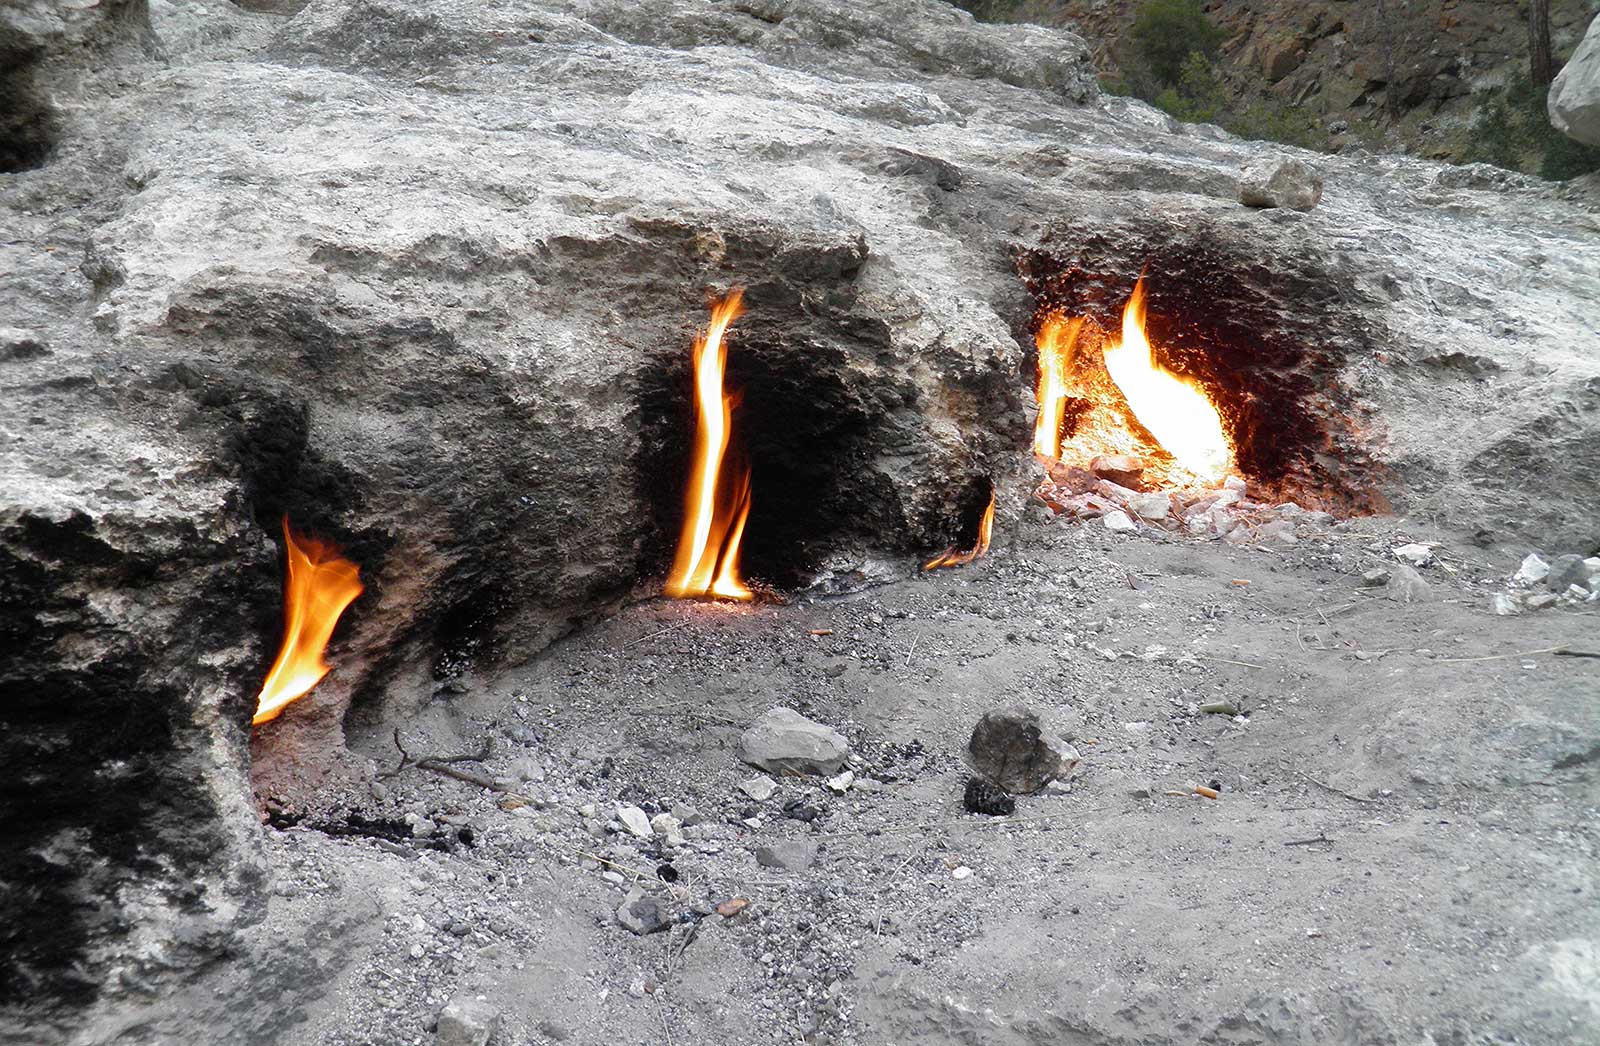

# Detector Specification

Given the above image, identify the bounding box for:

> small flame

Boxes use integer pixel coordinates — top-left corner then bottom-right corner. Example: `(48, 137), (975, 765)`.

(1033, 314), (1084, 459)
(665, 289), (754, 601)
(1102, 277), (1232, 482)
(253, 517), (364, 726)
(922, 490), (996, 570)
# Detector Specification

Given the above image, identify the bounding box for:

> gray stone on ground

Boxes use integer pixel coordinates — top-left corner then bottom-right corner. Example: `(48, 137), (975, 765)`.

(616, 887), (672, 935)
(1239, 157), (1324, 211)
(1127, 493), (1171, 521)
(738, 774), (779, 801)
(1361, 567), (1392, 587)
(436, 994), (498, 1046)
(967, 707), (1080, 794)
(1516, 554), (1551, 583)
(1103, 510), (1136, 533)
(738, 708), (850, 775)
(755, 841), (818, 871)
(1526, 592), (1561, 611)
(1385, 563), (1433, 603)
(615, 804), (652, 839)
(1550, 14), (1600, 147)
(1546, 554), (1590, 593)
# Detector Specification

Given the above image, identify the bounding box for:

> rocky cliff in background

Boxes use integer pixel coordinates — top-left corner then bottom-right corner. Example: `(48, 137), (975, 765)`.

(1, 0), (1597, 1038)
(1004, 0), (1600, 162)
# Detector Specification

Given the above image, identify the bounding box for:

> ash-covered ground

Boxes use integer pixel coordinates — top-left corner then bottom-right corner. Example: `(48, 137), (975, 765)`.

(169, 504), (1600, 1046)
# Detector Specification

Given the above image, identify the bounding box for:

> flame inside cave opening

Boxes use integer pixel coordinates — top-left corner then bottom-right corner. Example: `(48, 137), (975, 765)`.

(1033, 274), (1235, 487)
(253, 516), (364, 726)
(665, 289), (754, 601)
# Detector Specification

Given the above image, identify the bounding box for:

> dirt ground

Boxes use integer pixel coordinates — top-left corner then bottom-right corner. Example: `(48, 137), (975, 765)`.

(194, 506), (1599, 1046)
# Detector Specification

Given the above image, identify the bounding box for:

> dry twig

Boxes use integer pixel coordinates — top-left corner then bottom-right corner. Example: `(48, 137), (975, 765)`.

(1297, 770), (1375, 805)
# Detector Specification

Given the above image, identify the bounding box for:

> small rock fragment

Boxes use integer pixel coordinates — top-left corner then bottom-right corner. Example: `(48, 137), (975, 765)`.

(755, 841), (817, 871)
(1393, 543), (1433, 567)
(616, 887), (672, 935)
(963, 776), (1015, 816)
(1103, 510), (1136, 533)
(737, 708), (850, 775)
(738, 775), (778, 802)
(951, 866), (973, 881)
(1384, 564), (1432, 603)
(824, 770), (854, 794)
(1197, 700), (1239, 716)
(1515, 553), (1550, 583)
(615, 805), (653, 839)
(1489, 592), (1521, 616)
(1089, 453), (1145, 488)
(967, 707), (1079, 793)
(1360, 567), (1391, 587)
(436, 994), (498, 1046)
(1546, 553), (1590, 593)
(1256, 519), (1297, 545)
(716, 897), (749, 917)
(1127, 493), (1171, 521)
(1526, 592), (1560, 610)
(650, 812), (685, 846)
(1238, 157), (1323, 211)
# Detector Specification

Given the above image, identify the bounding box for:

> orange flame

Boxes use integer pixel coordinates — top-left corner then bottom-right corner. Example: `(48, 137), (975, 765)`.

(253, 517), (364, 725)
(1033, 314), (1084, 459)
(922, 490), (995, 570)
(665, 289), (753, 601)
(1102, 277), (1232, 482)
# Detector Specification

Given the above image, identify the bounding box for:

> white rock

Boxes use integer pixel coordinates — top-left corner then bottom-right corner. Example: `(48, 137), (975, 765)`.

(650, 812), (685, 846)
(738, 775), (778, 801)
(951, 866), (973, 880)
(1223, 475), (1248, 493)
(825, 770), (854, 794)
(1515, 553), (1551, 583)
(1551, 14), (1600, 147)
(1393, 543), (1433, 567)
(615, 804), (652, 839)
(1584, 556), (1600, 578)
(1127, 493), (1171, 521)
(1489, 593), (1521, 616)
(1103, 510), (1136, 533)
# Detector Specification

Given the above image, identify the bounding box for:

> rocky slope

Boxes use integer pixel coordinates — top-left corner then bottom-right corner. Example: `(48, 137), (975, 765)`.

(1, 0), (1597, 1039)
(1002, 0), (1600, 161)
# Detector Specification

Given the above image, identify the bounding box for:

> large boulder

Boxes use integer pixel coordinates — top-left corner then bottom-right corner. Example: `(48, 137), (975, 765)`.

(1551, 14), (1600, 147)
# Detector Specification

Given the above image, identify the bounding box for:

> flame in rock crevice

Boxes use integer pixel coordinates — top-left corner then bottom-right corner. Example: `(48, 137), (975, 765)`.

(1103, 277), (1232, 482)
(1033, 313), (1084, 459)
(253, 517), (364, 726)
(923, 490), (995, 571)
(665, 289), (753, 601)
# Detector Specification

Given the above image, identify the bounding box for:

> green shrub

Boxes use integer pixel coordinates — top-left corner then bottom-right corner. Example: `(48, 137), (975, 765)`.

(1466, 71), (1600, 181)
(1130, 0), (1225, 88)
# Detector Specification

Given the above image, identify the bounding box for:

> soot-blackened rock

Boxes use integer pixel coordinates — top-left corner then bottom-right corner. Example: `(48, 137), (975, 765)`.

(966, 707), (1079, 794)
(964, 776), (1015, 816)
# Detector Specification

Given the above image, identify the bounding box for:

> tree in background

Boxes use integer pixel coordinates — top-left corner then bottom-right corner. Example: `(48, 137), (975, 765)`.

(1128, 0), (1224, 87)
(1527, 0), (1553, 87)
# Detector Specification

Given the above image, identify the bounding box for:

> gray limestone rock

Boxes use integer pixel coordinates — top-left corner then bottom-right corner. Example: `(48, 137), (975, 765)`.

(755, 841), (819, 871)
(436, 994), (498, 1046)
(1385, 564), (1434, 603)
(1238, 158), (1324, 211)
(1546, 554), (1590, 593)
(1551, 15), (1600, 147)
(738, 709), (850, 775)
(616, 888), (672, 936)
(967, 707), (1079, 794)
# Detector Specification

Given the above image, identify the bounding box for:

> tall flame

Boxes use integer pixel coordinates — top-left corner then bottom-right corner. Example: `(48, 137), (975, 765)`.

(1102, 277), (1232, 481)
(665, 289), (753, 601)
(1033, 314), (1084, 459)
(253, 517), (364, 726)
(922, 490), (995, 571)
